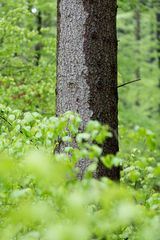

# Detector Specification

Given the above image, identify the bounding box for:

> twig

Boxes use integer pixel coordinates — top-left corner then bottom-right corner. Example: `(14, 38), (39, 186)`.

(0, 115), (39, 149)
(0, 115), (12, 126)
(118, 78), (141, 88)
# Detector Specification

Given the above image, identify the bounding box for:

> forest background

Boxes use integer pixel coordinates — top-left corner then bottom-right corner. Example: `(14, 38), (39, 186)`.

(0, 0), (159, 239)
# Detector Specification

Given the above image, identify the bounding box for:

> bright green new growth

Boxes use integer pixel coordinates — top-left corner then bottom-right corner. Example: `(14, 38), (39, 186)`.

(0, 0), (56, 114)
(0, 106), (160, 240)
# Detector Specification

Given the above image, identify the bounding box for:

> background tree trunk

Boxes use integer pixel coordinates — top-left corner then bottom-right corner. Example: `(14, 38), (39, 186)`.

(156, 12), (160, 114)
(134, 7), (141, 80)
(134, 7), (141, 107)
(34, 10), (42, 66)
(56, 0), (119, 180)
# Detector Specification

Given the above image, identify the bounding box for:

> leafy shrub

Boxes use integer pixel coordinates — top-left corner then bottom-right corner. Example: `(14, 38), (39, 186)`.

(0, 0), (56, 114)
(0, 106), (159, 240)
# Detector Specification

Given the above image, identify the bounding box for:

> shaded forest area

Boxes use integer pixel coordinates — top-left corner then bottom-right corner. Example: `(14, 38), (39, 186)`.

(0, 1), (159, 239)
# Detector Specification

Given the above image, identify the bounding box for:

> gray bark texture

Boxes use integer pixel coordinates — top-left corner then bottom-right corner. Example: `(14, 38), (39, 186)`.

(56, 0), (120, 180)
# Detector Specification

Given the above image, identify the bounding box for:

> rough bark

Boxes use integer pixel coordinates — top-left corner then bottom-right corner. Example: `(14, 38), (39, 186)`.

(56, 0), (119, 180)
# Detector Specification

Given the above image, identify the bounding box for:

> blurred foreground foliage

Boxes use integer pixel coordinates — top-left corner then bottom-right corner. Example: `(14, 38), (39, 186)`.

(0, 107), (160, 240)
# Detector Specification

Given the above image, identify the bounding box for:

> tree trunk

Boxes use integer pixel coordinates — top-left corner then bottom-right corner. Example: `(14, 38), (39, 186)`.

(156, 12), (160, 113)
(135, 8), (141, 80)
(134, 7), (141, 107)
(56, 0), (119, 180)
(35, 10), (42, 66)
(27, 1), (43, 66)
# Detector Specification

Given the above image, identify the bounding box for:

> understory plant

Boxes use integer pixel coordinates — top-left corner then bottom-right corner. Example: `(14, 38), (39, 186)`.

(0, 106), (159, 240)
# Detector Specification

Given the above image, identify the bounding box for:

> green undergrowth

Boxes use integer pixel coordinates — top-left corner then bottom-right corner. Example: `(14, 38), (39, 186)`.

(0, 105), (159, 240)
